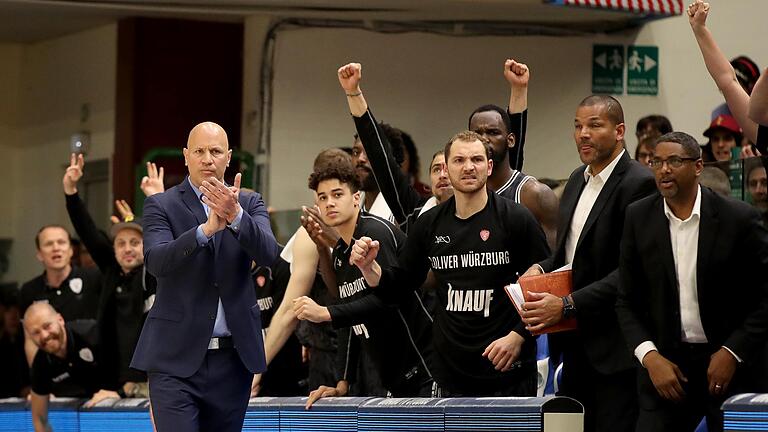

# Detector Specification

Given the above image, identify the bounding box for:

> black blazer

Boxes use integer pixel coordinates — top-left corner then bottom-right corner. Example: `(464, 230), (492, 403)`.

(539, 151), (656, 374)
(617, 187), (768, 364)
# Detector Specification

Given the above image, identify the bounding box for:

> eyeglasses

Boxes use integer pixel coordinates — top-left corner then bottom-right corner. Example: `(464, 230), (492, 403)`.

(649, 156), (700, 170)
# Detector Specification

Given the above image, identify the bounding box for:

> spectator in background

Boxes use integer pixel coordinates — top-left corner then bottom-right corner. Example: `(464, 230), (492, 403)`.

(699, 166), (732, 197)
(63, 154), (159, 399)
(25, 303), (119, 432)
(635, 135), (657, 168)
(19, 226), (101, 321)
(636, 115), (673, 141)
(746, 158), (768, 215)
(399, 131), (432, 198)
(0, 287), (30, 398)
(20, 224), (102, 367)
(635, 115), (673, 167)
(702, 114), (744, 162)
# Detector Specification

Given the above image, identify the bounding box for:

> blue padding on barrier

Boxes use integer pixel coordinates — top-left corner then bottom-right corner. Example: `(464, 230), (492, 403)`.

(0, 398), (30, 432)
(0, 395), (588, 431)
(243, 397), (282, 431)
(440, 397), (551, 432)
(358, 398), (445, 431)
(79, 412), (153, 432)
(279, 397), (374, 432)
(0, 411), (31, 432)
(723, 393), (768, 432)
(48, 399), (85, 432)
(79, 398), (153, 432)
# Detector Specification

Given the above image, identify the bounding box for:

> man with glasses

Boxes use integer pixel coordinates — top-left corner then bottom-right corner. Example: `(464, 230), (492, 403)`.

(617, 131), (768, 432)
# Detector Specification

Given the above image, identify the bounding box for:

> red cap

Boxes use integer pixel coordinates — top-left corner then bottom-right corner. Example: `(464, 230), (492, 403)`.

(703, 114), (742, 138)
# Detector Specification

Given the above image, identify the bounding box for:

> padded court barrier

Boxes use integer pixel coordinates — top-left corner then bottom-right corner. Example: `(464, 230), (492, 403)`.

(359, 398), (445, 431)
(0, 395), (585, 431)
(723, 393), (768, 432)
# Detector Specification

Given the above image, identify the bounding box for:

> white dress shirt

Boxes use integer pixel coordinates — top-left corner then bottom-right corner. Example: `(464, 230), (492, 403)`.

(565, 149), (625, 265)
(635, 186), (742, 365)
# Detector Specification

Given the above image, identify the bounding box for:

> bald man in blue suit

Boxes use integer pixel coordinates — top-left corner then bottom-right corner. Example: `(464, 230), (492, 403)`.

(131, 122), (279, 432)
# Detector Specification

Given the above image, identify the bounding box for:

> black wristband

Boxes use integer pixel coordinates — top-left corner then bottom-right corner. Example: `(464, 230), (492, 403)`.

(116, 387), (127, 398)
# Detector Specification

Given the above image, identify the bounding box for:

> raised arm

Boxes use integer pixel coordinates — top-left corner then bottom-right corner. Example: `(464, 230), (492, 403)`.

(62, 153), (116, 271)
(688, 0), (757, 142)
(505, 58), (529, 171)
(339, 62), (427, 225)
(749, 70), (768, 126)
(262, 228), (320, 365)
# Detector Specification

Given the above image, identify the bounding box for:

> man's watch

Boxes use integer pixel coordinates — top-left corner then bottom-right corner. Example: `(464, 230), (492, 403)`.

(562, 296), (576, 319)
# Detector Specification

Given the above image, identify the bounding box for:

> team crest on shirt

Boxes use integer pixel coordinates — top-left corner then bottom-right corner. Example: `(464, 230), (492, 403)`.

(69, 278), (83, 294)
(256, 275), (267, 287)
(335, 257), (343, 270)
(480, 229), (490, 241)
(79, 348), (94, 363)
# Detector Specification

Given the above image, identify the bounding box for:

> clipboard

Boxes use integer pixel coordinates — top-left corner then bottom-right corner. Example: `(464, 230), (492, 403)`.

(505, 268), (577, 335)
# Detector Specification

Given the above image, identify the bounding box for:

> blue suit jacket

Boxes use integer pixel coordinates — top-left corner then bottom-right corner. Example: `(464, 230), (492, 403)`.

(131, 178), (279, 378)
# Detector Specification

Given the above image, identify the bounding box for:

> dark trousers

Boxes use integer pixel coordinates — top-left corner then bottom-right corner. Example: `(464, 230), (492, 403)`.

(559, 345), (637, 432)
(635, 344), (743, 432)
(148, 347), (251, 432)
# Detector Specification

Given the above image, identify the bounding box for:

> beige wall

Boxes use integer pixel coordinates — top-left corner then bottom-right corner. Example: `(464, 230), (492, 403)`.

(2, 24), (117, 284)
(264, 0), (768, 209)
(1, 0), (764, 281)
(0, 44), (23, 244)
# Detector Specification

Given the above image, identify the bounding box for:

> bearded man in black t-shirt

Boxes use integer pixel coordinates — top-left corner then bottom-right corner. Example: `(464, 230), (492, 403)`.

(351, 131), (549, 396)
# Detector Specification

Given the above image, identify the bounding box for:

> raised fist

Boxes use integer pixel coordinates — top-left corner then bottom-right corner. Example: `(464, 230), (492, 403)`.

(338, 63), (362, 93)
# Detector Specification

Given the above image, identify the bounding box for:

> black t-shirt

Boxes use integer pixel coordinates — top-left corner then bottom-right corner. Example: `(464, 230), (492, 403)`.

(30, 320), (105, 397)
(20, 267), (102, 322)
(328, 212), (433, 392)
(380, 190), (550, 394)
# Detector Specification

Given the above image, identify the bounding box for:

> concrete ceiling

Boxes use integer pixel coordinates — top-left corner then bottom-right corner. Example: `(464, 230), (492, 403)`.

(0, 0), (660, 43)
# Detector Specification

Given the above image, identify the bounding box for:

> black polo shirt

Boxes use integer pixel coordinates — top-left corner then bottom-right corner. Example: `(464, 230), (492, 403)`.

(20, 266), (101, 321)
(30, 320), (104, 397)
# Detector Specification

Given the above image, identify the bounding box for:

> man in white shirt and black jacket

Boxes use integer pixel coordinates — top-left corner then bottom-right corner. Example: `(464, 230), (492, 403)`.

(617, 131), (768, 432)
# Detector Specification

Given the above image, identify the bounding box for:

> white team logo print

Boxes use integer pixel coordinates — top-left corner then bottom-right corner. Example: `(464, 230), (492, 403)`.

(480, 230), (490, 241)
(69, 278), (83, 294)
(335, 258), (343, 269)
(435, 235), (451, 244)
(79, 348), (94, 363)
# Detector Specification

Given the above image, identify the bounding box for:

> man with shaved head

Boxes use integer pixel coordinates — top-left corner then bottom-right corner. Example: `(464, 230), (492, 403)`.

(25, 303), (113, 432)
(131, 122), (279, 432)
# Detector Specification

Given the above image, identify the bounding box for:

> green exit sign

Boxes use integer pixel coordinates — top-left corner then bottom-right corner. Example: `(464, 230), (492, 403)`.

(592, 44), (624, 95)
(627, 45), (659, 95)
